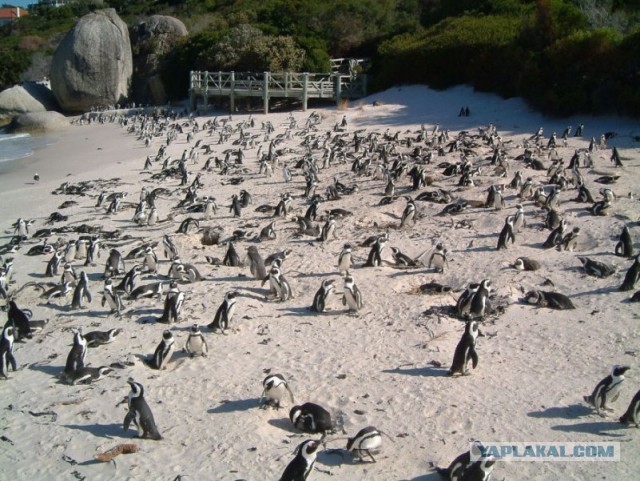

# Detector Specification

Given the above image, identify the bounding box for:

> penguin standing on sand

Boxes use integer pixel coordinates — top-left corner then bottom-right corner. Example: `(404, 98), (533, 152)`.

(269, 266), (292, 302)
(101, 278), (123, 316)
(123, 379), (162, 440)
(513, 203), (526, 233)
(247, 246), (267, 280)
(338, 243), (353, 275)
(278, 439), (320, 481)
(310, 279), (335, 313)
(365, 236), (387, 267)
(6, 300), (33, 340)
(104, 249), (125, 279)
(63, 329), (87, 379)
(584, 365), (630, 415)
(158, 282), (184, 323)
(343, 275), (363, 312)
(71, 271), (92, 309)
(400, 197), (417, 228)
(620, 254), (640, 291)
(619, 389), (640, 427)
(209, 291), (238, 333)
(615, 226), (634, 258)
(145, 330), (175, 370)
(496, 216), (515, 250)
(429, 244), (448, 273)
(468, 279), (491, 319)
(346, 426), (383, 463)
(163, 234), (179, 261)
(260, 373), (295, 409)
(0, 326), (17, 379)
(45, 251), (64, 277)
(448, 320), (482, 376)
(289, 403), (333, 434)
(222, 242), (241, 267)
(185, 324), (208, 357)
(84, 236), (100, 266)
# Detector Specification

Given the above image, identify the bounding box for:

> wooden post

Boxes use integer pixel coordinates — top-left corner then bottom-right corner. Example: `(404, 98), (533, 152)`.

(334, 74), (342, 106)
(189, 71), (196, 112)
(203, 71), (209, 111)
(302, 72), (309, 111)
(230, 71), (235, 113)
(263, 71), (270, 114)
(361, 73), (367, 98)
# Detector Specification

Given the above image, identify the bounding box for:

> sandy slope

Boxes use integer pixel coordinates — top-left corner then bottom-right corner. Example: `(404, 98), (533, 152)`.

(1, 85), (639, 481)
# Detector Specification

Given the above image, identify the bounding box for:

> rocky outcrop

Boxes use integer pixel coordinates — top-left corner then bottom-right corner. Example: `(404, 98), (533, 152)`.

(50, 9), (132, 113)
(0, 85), (47, 120)
(9, 111), (70, 134)
(130, 15), (188, 105)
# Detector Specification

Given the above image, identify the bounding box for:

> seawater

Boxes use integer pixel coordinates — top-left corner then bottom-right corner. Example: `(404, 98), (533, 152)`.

(0, 128), (52, 164)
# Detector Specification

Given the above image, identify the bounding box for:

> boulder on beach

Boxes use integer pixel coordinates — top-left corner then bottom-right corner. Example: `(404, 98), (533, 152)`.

(9, 111), (70, 134)
(130, 15), (188, 105)
(0, 85), (48, 120)
(50, 9), (133, 113)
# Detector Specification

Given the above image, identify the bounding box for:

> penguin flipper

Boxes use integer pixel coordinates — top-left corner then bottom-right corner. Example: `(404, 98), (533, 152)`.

(86, 290), (93, 303)
(435, 466), (450, 478)
(123, 410), (135, 432)
(8, 354), (17, 371)
(470, 348), (479, 369)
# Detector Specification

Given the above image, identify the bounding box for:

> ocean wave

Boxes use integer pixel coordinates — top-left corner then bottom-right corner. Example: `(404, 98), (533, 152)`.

(0, 132), (30, 142)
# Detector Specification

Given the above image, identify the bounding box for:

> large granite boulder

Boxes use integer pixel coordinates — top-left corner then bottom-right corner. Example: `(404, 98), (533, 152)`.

(0, 85), (47, 121)
(50, 9), (132, 113)
(130, 15), (188, 105)
(9, 111), (70, 134)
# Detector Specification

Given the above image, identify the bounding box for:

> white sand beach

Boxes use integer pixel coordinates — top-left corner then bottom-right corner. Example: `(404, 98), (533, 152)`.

(1, 85), (639, 481)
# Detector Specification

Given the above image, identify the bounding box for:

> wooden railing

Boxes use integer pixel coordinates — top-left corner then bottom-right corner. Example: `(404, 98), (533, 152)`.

(189, 71), (367, 113)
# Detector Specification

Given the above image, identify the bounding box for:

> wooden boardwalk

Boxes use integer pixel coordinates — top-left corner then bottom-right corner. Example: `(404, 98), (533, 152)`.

(189, 71), (367, 113)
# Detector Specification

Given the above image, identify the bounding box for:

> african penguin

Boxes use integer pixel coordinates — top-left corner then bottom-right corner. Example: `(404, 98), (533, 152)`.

(123, 378), (162, 440)
(0, 326), (17, 379)
(145, 330), (175, 370)
(448, 320), (483, 376)
(342, 275), (363, 312)
(523, 290), (575, 310)
(346, 426), (383, 463)
(619, 389), (640, 428)
(260, 373), (295, 409)
(310, 279), (335, 313)
(278, 439), (320, 481)
(63, 329), (87, 379)
(209, 291), (238, 332)
(619, 254), (640, 291)
(84, 328), (122, 347)
(289, 402), (333, 434)
(71, 271), (92, 309)
(584, 365), (630, 415)
(185, 324), (208, 357)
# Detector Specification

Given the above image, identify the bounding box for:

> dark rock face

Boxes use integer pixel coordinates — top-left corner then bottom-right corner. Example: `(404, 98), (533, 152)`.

(129, 15), (188, 105)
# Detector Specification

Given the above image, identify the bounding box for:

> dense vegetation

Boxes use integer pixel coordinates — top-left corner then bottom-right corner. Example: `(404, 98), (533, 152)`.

(0, 0), (639, 116)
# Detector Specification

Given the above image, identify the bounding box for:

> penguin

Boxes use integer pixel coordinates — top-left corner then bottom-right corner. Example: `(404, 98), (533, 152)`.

(259, 220), (277, 241)
(129, 281), (165, 301)
(542, 219), (566, 249)
(0, 326), (17, 379)
(578, 257), (616, 278)
(84, 235), (100, 266)
(448, 320), (482, 376)
(230, 194), (242, 217)
(496, 215), (515, 250)
(310, 279), (335, 313)
(278, 439), (320, 481)
(75, 239), (88, 260)
(45, 250), (63, 277)
(346, 426), (383, 463)
(63, 239), (77, 263)
(268, 266), (292, 302)
(143, 246), (158, 274)
(512, 257), (541, 271)
(318, 216), (336, 242)
(123, 379), (162, 440)
(524, 290), (575, 310)
(390, 247), (418, 267)
(175, 262), (203, 283)
(71, 271), (92, 309)
(615, 226), (634, 258)
(6, 300), (33, 340)
(157, 282), (184, 323)
(63, 329), (87, 379)
(101, 279), (122, 316)
(289, 402), (333, 434)
(468, 279), (491, 319)
(185, 324), (208, 357)
(584, 365), (630, 415)
(84, 328), (122, 347)
(365, 235), (387, 267)
(260, 373), (295, 409)
(41, 281), (74, 303)
(561, 227), (581, 251)
(209, 291), (238, 333)
(338, 243), (353, 275)
(342, 275), (363, 312)
(456, 283), (479, 318)
(247, 246), (267, 281)
(619, 254), (640, 291)
(264, 248), (292, 266)
(104, 249), (125, 279)
(70, 366), (113, 385)
(619, 389), (640, 428)
(61, 263), (77, 285)
(436, 448), (472, 480)
(163, 234), (179, 260)
(513, 203), (525, 233)
(400, 197), (417, 228)
(146, 330), (175, 370)
(429, 244), (448, 273)
(116, 265), (141, 295)
(221, 242), (241, 267)
(459, 457), (496, 481)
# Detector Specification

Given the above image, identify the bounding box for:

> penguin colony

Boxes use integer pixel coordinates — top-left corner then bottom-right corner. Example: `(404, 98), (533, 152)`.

(0, 102), (639, 480)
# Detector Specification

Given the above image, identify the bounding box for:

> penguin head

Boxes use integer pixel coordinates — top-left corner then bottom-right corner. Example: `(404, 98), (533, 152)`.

(322, 279), (336, 289)
(612, 365), (630, 377)
(513, 258), (525, 270)
(289, 405), (302, 424)
(524, 290), (541, 304)
(226, 291), (238, 301)
(162, 330), (173, 341)
(190, 324), (201, 334)
(297, 439), (320, 458)
(344, 275), (355, 287)
(127, 378), (144, 397)
(98, 366), (113, 377)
